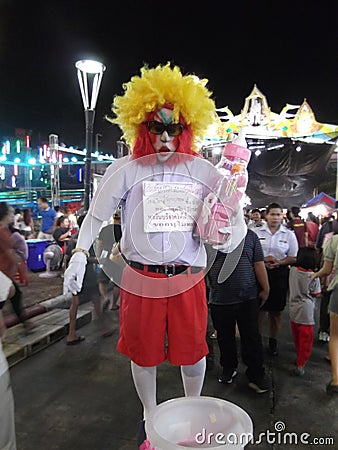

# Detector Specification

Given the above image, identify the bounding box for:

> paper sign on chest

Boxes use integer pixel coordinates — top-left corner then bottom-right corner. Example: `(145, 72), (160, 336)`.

(143, 181), (203, 232)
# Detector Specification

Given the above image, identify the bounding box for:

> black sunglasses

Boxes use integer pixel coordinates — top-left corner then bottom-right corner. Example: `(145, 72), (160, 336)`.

(145, 121), (185, 136)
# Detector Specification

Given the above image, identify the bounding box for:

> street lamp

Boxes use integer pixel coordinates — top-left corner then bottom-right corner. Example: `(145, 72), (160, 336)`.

(75, 59), (106, 211)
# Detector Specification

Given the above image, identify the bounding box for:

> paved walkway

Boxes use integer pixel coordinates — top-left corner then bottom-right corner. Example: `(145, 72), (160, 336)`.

(4, 271), (338, 449)
(7, 312), (338, 448)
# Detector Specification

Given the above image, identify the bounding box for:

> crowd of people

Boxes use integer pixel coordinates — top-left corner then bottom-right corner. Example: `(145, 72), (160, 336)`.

(2, 197), (338, 449)
(1, 198), (121, 333)
(241, 204), (337, 393)
(6, 197), (336, 376)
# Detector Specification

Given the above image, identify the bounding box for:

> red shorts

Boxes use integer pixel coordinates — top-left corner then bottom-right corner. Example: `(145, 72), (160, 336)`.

(116, 265), (208, 367)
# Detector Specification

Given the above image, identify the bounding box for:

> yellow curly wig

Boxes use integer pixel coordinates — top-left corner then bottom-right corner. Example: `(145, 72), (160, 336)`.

(107, 63), (217, 151)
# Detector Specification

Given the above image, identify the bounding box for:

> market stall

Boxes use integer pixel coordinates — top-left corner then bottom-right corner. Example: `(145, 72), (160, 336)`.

(300, 191), (337, 218)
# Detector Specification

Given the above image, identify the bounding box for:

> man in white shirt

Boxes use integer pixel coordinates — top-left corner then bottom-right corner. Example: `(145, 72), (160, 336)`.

(248, 208), (266, 229)
(253, 203), (298, 356)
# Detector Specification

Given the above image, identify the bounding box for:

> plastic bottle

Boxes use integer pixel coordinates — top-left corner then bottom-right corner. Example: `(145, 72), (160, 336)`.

(217, 129), (251, 213)
(194, 129), (250, 246)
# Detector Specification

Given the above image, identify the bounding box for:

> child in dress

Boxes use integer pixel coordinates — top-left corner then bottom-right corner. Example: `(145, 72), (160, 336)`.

(289, 247), (321, 376)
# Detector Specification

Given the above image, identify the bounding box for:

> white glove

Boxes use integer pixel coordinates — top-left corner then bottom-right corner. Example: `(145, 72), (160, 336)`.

(63, 252), (87, 295)
(213, 207), (247, 254)
(212, 239), (232, 253)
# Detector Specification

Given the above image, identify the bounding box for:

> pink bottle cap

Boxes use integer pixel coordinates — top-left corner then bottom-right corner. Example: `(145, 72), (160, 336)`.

(223, 143), (251, 163)
(222, 129), (251, 163)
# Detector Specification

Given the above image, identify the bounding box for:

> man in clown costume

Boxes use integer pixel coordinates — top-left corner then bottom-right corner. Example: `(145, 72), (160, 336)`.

(63, 63), (246, 447)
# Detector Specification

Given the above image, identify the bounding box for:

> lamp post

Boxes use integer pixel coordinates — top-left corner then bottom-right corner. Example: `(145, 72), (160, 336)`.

(75, 59), (106, 211)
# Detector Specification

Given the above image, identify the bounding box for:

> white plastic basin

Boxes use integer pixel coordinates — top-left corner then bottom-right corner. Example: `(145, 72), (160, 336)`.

(145, 396), (253, 449)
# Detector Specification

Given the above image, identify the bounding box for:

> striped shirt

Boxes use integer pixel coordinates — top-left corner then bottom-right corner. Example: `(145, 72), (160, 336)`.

(207, 229), (264, 305)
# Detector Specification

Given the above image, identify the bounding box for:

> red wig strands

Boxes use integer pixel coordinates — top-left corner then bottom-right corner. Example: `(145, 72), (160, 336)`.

(132, 111), (199, 164)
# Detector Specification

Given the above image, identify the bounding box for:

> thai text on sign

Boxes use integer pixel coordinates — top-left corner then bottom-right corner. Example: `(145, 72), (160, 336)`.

(143, 181), (203, 232)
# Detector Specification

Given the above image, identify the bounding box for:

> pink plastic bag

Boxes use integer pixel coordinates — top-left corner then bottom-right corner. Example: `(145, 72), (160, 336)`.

(195, 201), (230, 245)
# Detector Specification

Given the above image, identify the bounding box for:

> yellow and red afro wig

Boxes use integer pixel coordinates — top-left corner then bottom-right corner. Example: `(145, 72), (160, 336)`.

(107, 63), (217, 152)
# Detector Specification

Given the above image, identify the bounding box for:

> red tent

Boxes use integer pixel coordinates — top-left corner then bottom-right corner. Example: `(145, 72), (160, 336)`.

(302, 192), (336, 208)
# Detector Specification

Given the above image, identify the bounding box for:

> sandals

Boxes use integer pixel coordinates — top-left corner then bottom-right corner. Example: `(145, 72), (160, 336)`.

(101, 329), (114, 338)
(102, 300), (119, 311)
(326, 381), (338, 395)
(66, 336), (85, 346)
(102, 300), (110, 311)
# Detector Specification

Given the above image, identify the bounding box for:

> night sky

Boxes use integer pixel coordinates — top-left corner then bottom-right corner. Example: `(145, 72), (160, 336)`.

(1, 0), (337, 155)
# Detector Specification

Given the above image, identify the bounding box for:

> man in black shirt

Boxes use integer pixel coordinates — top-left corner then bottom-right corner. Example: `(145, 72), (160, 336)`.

(207, 229), (270, 393)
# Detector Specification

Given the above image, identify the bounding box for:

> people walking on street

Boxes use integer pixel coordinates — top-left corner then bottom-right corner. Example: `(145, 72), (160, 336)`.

(96, 210), (122, 311)
(9, 223), (28, 264)
(316, 217), (338, 343)
(0, 202), (30, 330)
(37, 197), (56, 240)
(20, 208), (35, 239)
(13, 208), (23, 232)
(311, 234), (338, 395)
(253, 202), (298, 356)
(9, 222), (29, 286)
(65, 214), (113, 344)
(54, 205), (64, 218)
(207, 229), (270, 393)
(52, 215), (72, 249)
(286, 206), (308, 248)
(305, 212), (319, 249)
(288, 247), (321, 376)
(316, 215), (338, 250)
(247, 208), (266, 229)
(0, 270), (17, 450)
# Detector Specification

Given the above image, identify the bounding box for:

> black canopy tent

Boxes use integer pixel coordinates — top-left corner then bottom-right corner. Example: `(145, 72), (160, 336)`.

(246, 138), (335, 208)
(202, 85), (338, 209)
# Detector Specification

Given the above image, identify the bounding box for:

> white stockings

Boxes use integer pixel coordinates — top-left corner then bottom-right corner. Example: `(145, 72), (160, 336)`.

(180, 357), (206, 396)
(131, 357), (206, 421)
